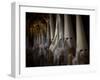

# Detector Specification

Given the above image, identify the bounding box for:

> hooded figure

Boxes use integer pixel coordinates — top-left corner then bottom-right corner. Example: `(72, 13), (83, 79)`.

(76, 15), (89, 64)
(64, 15), (76, 64)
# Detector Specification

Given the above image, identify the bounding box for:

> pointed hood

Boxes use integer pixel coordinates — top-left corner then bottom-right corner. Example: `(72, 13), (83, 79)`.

(76, 15), (88, 52)
(64, 15), (75, 48)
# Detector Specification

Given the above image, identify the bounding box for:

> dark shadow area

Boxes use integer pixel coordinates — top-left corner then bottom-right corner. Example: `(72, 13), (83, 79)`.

(26, 13), (89, 67)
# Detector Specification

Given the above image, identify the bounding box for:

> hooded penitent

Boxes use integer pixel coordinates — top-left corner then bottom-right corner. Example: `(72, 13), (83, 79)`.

(76, 15), (88, 64)
(64, 15), (75, 48)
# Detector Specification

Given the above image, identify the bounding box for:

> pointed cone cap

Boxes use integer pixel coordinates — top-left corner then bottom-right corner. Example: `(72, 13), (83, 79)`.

(64, 15), (73, 38)
(76, 15), (88, 52)
(64, 15), (75, 47)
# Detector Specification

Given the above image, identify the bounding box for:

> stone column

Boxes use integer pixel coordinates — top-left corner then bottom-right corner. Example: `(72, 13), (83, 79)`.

(38, 33), (41, 44)
(36, 33), (38, 44)
(41, 30), (44, 44)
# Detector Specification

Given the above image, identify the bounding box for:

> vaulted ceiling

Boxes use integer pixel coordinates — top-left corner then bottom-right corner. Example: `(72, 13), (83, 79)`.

(26, 13), (49, 36)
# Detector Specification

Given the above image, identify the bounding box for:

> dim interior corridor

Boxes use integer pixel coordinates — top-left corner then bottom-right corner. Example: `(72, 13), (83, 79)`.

(26, 13), (89, 67)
